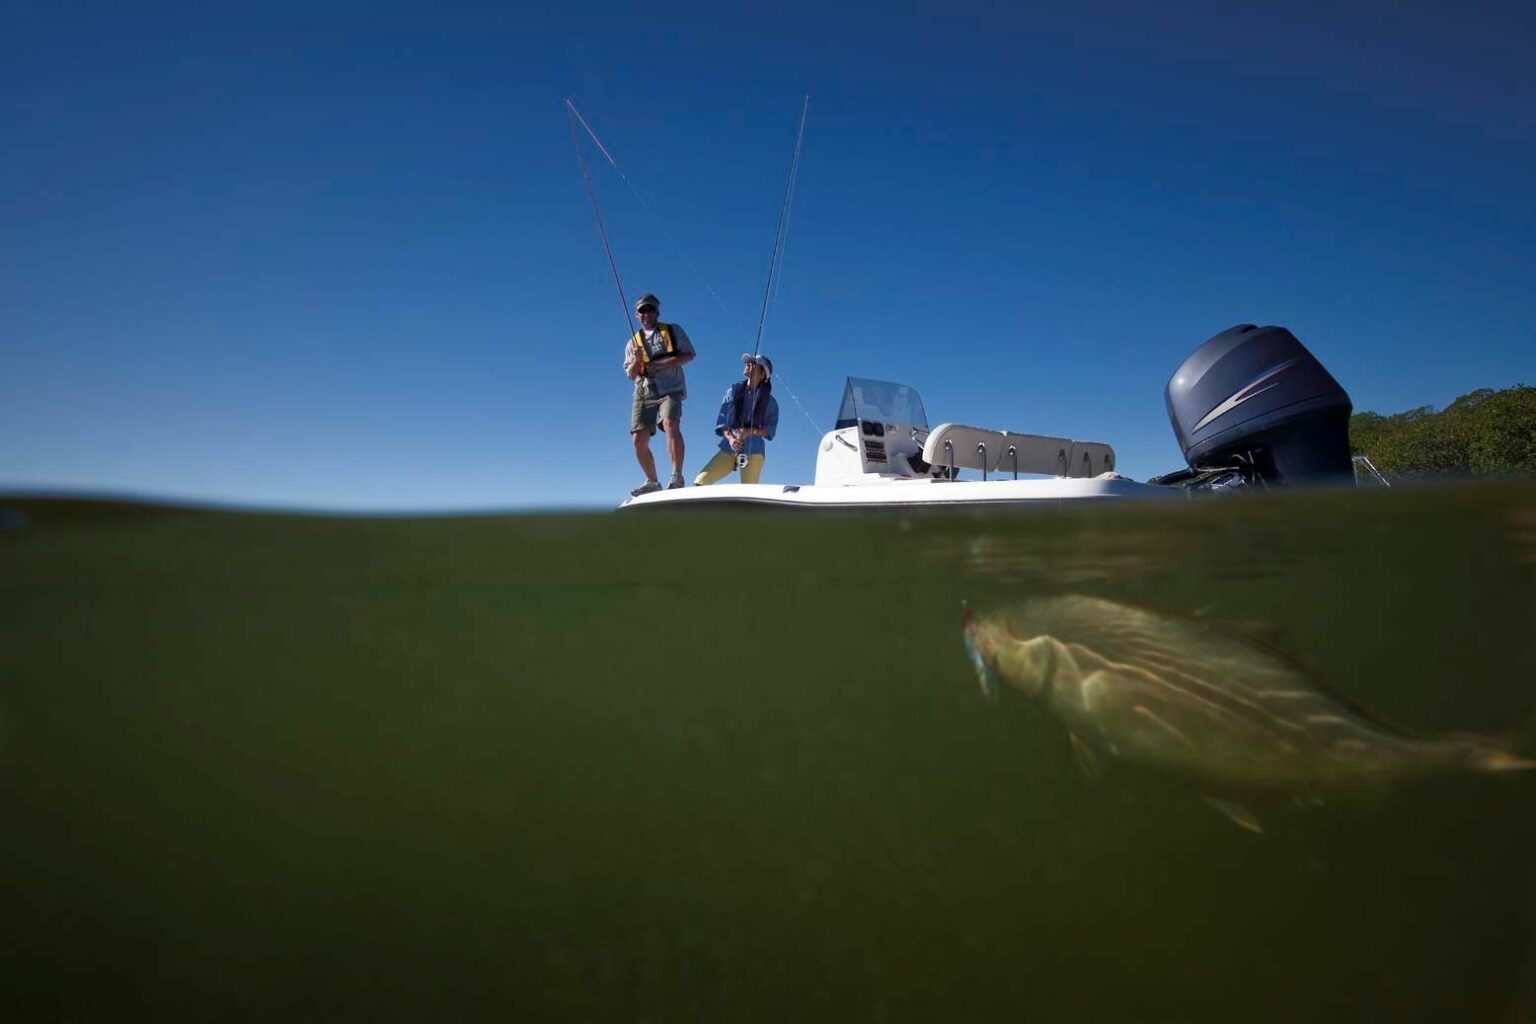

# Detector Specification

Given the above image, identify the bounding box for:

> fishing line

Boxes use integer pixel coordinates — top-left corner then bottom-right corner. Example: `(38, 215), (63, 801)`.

(767, 367), (824, 435)
(567, 99), (634, 339)
(565, 99), (732, 316)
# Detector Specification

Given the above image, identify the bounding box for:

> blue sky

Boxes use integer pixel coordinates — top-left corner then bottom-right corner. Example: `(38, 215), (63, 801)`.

(3, 1), (1532, 510)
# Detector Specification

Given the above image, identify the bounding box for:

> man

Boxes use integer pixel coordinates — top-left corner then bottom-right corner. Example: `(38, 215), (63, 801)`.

(623, 293), (695, 495)
(694, 353), (779, 485)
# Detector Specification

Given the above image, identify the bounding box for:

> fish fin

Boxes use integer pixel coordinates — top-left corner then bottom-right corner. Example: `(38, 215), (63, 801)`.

(1203, 797), (1265, 834)
(1069, 732), (1106, 780)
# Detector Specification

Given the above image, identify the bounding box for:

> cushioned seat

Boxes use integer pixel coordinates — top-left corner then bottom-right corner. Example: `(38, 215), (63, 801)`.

(1063, 441), (1115, 478)
(996, 432), (1076, 477)
(922, 424), (1118, 478)
(921, 424), (1010, 473)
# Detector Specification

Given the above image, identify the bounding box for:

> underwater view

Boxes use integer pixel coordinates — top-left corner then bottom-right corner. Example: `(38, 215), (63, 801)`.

(2, 485), (1533, 1020)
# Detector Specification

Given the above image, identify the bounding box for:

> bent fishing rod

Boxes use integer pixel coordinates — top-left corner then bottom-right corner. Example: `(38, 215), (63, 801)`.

(567, 98), (635, 340)
(750, 95), (809, 361)
(737, 96), (809, 468)
(567, 99), (732, 317)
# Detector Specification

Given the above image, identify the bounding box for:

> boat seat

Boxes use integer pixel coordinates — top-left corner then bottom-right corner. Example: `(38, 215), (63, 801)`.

(922, 423), (1119, 479)
(921, 424), (1009, 473)
(996, 432), (1077, 477)
(1064, 441), (1115, 478)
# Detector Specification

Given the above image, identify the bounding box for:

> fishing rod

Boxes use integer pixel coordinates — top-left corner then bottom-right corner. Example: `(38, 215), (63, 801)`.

(568, 97), (818, 471)
(566, 99), (732, 316)
(566, 99), (634, 339)
(750, 95), (809, 360)
(737, 96), (810, 469)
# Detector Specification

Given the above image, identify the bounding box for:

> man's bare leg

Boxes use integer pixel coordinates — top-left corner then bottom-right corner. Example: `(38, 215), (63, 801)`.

(663, 419), (685, 481)
(633, 430), (658, 483)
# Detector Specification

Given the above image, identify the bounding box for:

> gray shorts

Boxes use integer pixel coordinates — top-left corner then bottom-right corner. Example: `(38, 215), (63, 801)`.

(631, 391), (683, 436)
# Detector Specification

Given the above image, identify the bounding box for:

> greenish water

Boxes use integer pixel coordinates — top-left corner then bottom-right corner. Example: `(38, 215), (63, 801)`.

(2, 487), (1534, 1021)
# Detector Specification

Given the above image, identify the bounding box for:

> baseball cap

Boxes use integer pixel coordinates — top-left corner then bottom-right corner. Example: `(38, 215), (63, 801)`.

(741, 352), (773, 378)
(634, 293), (660, 312)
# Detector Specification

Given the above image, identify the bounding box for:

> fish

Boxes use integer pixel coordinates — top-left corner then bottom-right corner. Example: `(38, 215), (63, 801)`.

(962, 595), (1534, 832)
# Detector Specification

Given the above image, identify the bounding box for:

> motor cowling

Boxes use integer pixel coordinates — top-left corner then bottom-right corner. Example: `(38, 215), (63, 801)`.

(1165, 324), (1353, 486)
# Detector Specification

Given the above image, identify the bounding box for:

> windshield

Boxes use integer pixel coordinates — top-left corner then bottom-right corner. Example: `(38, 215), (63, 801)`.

(834, 378), (928, 430)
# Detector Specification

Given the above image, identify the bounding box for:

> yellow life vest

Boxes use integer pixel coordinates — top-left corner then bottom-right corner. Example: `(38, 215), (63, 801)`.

(630, 323), (678, 365)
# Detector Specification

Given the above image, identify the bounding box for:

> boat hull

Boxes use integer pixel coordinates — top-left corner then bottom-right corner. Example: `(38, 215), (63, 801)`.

(618, 476), (1180, 511)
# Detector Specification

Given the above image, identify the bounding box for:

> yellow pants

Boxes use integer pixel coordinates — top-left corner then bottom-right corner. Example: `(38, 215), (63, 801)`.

(694, 450), (765, 485)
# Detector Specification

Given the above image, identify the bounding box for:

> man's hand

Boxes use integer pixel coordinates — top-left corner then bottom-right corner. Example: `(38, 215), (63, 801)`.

(727, 431), (744, 453)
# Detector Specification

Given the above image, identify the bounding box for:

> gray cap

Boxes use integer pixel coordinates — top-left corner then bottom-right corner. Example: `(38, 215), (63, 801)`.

(634, 293), (660, 312)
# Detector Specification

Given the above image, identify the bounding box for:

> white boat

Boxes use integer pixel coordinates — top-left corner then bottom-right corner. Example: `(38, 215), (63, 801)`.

(618, 323), (1363, 512)
(619, 376), (1177, 511)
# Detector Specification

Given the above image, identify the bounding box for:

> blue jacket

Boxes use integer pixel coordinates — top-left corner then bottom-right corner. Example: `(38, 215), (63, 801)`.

(713, 383), (779, 457)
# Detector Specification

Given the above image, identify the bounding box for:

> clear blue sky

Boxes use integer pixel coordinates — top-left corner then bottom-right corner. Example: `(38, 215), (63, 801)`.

(3, 1), (1532, 510)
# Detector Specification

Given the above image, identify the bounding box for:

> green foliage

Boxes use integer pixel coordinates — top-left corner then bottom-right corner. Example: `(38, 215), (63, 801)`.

(1349, 385), (1536, 479)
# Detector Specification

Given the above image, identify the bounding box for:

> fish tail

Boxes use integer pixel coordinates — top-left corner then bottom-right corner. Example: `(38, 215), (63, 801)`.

(1455, 734), (1536, 774)
(1472, 747), (1536, 773)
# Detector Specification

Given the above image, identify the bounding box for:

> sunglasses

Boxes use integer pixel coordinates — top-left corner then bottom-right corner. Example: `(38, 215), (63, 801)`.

(637, 306), (658, 314)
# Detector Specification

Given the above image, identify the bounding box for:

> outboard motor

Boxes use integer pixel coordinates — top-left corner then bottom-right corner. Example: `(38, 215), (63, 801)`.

(1155, 324), (1353, 488)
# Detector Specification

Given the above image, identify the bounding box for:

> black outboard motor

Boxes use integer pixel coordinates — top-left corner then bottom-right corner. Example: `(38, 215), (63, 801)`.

(1154, 324), (1353, 489)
